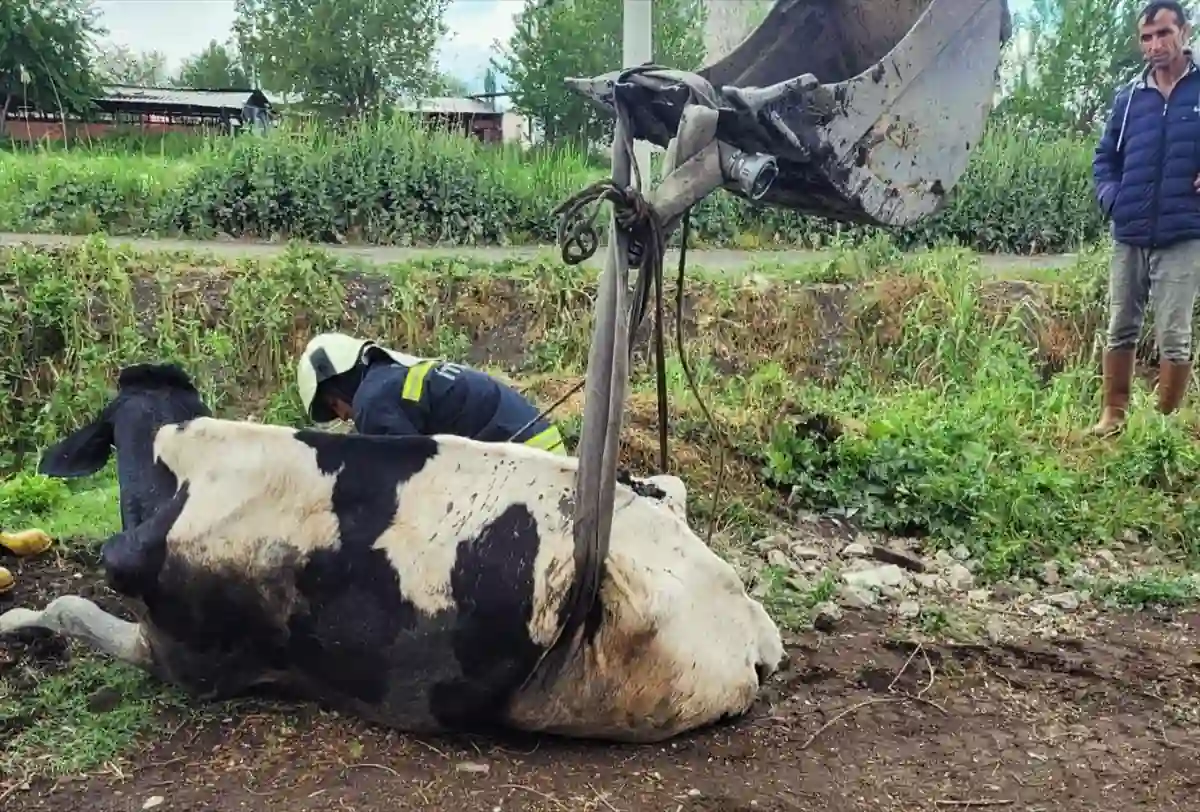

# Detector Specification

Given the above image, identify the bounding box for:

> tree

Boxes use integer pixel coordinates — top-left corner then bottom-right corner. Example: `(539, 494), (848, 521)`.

(0, 0), (103, 133)
(431, 71), (470, 96)
(94, 42), (170, 86)
(233, 0), (451, 118)
(998, 0), (1143, 134)
(176, 39), (251, 89)
(494, 0), (707, 148)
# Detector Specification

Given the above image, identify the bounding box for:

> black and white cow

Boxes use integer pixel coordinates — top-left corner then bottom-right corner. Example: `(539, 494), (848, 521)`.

(0, 363), (784, 743)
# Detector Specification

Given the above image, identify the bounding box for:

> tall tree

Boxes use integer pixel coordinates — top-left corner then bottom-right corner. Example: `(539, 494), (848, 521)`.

(0, 0), (103, 131)
(94, 42), (170, 86)
(233, 0), (451, 117)
(494, 0), (707, 147)
(176, 40), (252, 89)
(431, 71), (470, 96)
(998, 0), (1143, 134)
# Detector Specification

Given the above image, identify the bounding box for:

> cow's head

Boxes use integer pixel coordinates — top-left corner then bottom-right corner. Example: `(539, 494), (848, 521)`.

(38, 363), (211, 531)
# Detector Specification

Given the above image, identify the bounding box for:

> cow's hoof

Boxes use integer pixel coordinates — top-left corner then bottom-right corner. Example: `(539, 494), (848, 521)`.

(1, 529), (53, 557)
(0, 567), (13, 594)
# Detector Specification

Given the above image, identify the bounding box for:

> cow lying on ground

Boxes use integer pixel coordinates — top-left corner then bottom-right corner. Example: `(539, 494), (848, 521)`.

(0, 363), (783, 743)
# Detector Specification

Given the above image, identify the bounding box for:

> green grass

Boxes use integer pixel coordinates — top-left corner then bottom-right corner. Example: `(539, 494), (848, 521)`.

(0, 659), (172, 779)
(0, 468), (120, 545)
(0, 114), (1108, 254)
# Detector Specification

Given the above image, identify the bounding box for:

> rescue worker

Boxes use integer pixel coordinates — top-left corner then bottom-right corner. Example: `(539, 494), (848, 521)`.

(295, 332), (568, 455)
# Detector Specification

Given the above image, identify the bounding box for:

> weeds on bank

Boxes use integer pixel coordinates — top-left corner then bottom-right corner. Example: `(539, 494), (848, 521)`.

(5, 235), (1200, 586)
(760, 249), (1200, 580)
(2, 116), (1103, 253)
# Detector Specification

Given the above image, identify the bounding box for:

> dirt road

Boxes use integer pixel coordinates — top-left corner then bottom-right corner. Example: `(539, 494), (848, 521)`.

(4, 554), (1198, 811)
(0, 231), (1081, 273)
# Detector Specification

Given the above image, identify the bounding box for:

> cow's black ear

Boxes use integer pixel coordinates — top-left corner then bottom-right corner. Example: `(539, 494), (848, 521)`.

(39, 418), (115, 478)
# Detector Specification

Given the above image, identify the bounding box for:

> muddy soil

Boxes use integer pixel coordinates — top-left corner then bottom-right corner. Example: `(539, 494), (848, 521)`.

(3, 554), (1199, 812)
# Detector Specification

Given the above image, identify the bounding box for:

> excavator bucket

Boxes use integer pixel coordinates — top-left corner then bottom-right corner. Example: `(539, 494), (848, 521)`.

(569, 0), (1012, 228)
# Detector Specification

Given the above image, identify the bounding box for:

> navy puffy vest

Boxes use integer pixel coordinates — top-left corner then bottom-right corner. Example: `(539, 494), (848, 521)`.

(1093, 59), (1200, 248)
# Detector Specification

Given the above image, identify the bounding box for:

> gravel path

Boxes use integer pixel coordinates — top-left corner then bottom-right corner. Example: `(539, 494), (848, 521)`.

(0, 231), (1082, 273)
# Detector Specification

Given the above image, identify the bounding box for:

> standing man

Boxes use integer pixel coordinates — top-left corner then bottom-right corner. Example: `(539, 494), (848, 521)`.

(295, 332), (568, 455)
(1091, 1), (1200, 436)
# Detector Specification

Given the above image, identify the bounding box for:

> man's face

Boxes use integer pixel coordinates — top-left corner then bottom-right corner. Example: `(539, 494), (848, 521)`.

(1140, 9), (1191, 69)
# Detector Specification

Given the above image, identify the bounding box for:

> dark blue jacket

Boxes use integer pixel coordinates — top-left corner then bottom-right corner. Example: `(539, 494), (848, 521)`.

(1093, 57), (1200, 248)
(350, 358), (562, 449)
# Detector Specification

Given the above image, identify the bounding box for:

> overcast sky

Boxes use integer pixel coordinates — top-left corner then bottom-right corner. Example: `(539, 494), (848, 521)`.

(93, 0), (521, 92)
(95, 0), (1036, 94)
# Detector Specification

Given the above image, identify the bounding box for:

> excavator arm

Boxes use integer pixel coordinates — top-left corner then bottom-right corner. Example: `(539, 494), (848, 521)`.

(541, 0), (1013, 684)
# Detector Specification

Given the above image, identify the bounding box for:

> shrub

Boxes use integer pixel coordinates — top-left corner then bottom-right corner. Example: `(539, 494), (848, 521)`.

(0, 115), (1106, 254)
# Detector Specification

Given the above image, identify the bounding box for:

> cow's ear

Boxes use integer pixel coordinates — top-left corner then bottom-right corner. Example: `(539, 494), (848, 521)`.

(39, 418), (115, 478)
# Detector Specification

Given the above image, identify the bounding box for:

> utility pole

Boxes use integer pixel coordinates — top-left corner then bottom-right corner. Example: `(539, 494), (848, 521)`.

(623, 0), (653, 189)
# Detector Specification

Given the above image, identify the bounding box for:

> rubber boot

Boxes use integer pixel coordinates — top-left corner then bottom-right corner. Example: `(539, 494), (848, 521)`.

(1089, 347), (1135, 437)
(0, 566), (12, 594)
(1157, 358), (1193, 415)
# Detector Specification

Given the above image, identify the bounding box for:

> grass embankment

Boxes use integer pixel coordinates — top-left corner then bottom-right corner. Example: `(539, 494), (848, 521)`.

(2, 235), (1199, 780)
(1, 117), (1100, 253)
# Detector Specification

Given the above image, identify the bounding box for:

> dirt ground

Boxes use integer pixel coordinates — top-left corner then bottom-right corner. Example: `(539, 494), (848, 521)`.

(3, 553), (1199, 812)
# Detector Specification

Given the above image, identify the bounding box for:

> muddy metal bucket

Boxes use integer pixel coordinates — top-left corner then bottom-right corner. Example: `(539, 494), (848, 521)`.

(571, 0), (1012, 228)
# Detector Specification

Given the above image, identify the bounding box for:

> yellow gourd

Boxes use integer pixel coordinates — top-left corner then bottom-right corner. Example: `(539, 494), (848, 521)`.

(0, 529), (53, 557)
(0, 566), (12, 594)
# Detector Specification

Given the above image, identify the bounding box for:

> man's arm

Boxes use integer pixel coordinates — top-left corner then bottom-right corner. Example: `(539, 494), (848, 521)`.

(354, 396), (421, 436)
(1093, 87), (1128, 216)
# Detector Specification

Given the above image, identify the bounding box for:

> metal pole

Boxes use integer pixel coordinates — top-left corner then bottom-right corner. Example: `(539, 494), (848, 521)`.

(623, 0), (653, 189)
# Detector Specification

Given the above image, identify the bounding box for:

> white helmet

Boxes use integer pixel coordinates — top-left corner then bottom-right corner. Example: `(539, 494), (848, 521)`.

(296, 332), (373, 421)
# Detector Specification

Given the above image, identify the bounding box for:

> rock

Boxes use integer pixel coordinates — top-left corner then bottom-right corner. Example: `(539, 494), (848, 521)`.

(869, 545), (927, 573)
(767, 549), (796, 571)
(1015, 578), (1040, 595)
(836, 584), (877, 610)
(945, 563), (975, 591)
(800, 561), (823, 575)
(1141, 545), (1164, 565)
(1028, 602), (1053, 617)
(750, 578), (771, 599)
(843, 564), (908, 591)
(143, 798), (165, 811)
(985, 616), (1007, 643)
(456, 762), (491, 774)
(963, 558), (981, 573)
(1047, 591), (1081, 611)
(991, 582), (1021, 602)
(785, 575), (812, 593)
(934, 549), (956, 567)
(789, 544), (824, 560)
(951, 544), (971, 561)
(913, 573), (944, 592)
(897, 600), (920, 619)
(812, 601), (843, 631)
(840, 541), (869, 558)
(966, 589), (991, 605)
(1040, 560), (1060, 585)
(754, 534), (788, 552)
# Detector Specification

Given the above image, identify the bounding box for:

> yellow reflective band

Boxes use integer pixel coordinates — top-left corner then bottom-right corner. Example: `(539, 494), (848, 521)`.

(523, 425), (567, 455)
(401, 360), (437, 402)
